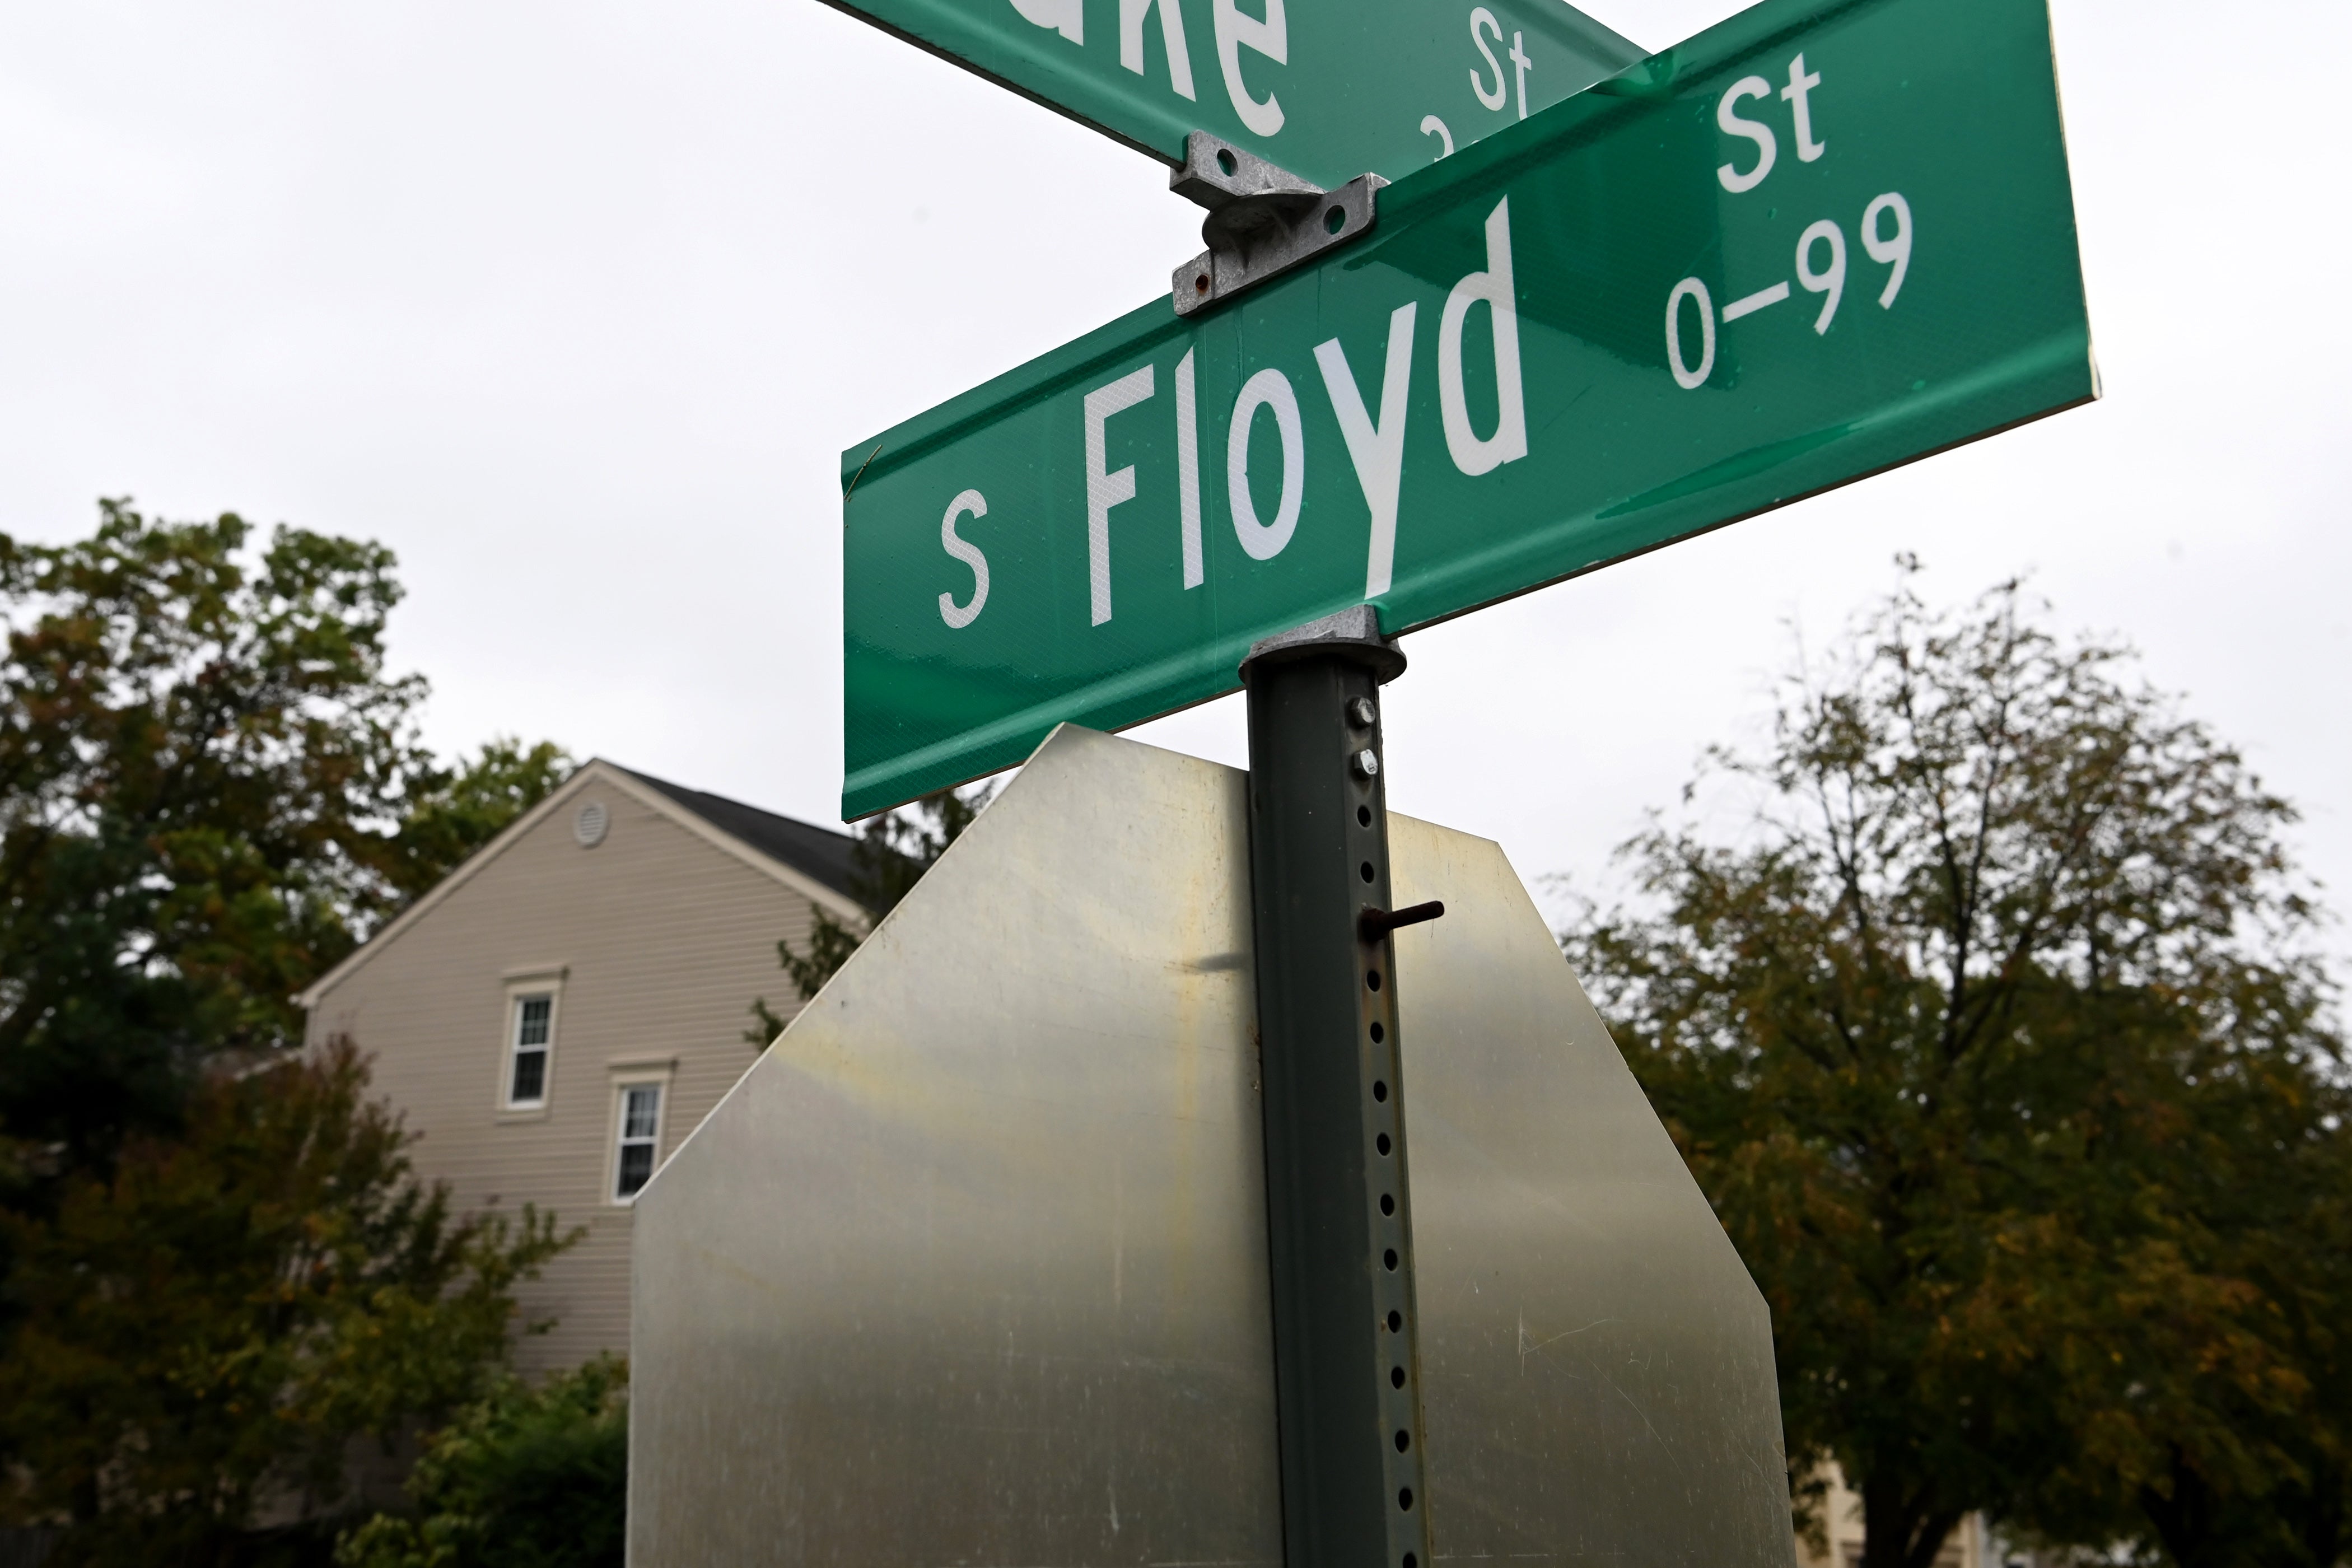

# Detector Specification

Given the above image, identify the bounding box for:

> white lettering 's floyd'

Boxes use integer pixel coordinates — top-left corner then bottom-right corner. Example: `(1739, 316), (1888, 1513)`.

(1781, 54), (1826, 161)
(1085, 366), (1156, 626)
(1314, 302), (1418, 599)
(1214, 0), (1286, 136)
(1228, 368), (1304, 561)
(1715, 77), (1777, 192)
(1121, 0), (1197, 100)
(1009, 0), (1082, 44)
(1175, 349), (1204, 589)
(1438, 198), (1527, 477)
(937, 490), (991, 629)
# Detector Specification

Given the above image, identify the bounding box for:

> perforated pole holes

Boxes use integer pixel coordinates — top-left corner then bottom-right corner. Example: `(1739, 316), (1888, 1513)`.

(1347, 693), (1432, 1568)
(1242, 619), (1430, 1568)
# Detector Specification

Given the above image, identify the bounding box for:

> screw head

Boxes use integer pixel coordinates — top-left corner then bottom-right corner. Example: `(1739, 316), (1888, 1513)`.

(1351, 748), (1380, 779)
(1347, 696), (1377, 729)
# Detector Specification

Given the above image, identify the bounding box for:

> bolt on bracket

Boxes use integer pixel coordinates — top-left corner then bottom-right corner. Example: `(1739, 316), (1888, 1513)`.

(1169, 131), (1385, 317)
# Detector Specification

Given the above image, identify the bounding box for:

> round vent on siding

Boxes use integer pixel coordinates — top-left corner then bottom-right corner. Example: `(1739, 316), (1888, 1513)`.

(574, 800), (610, 847)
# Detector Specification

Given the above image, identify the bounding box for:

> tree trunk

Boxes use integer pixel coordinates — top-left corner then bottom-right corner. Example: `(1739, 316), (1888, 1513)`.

(2294, 1454), (2343, 1568)
(2137, 1448), (2218, 1568)
(1859, 1470), (1963, 1568)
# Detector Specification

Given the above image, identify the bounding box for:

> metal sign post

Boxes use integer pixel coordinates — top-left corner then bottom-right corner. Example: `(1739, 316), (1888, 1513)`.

(1239, 608), (1432, 1568)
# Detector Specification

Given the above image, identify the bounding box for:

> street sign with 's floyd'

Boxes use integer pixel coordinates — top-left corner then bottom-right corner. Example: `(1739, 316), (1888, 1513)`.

(841, 0), (2096, 819)
(820, 0), (1643, 189)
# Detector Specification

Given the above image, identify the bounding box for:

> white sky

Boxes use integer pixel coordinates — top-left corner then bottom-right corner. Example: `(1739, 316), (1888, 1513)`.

(2, 0), (2346, 963)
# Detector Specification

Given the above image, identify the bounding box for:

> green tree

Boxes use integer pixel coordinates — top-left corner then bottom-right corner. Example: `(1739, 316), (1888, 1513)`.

(747, 783), (993, 1042)
(0, 502), (569, 1185)
(381, 738), (573, 904)
(1562, 568), (2344, 1568)
(334, 1355), (627, 1568)
(0, 502), (574, 1558)
(0, 1040), (571, 1564)
(2008, 1032), (2352, 1568)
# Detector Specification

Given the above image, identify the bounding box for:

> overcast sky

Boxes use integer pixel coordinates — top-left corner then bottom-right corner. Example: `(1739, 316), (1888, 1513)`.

(2, 0), (2345, 960)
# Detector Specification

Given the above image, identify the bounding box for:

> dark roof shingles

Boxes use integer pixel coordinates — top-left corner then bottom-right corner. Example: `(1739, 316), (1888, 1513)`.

(617, 766), (861, 904)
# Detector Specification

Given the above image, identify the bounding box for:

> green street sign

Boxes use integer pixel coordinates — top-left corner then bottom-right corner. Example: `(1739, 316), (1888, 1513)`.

(821, 0), (1642, 188)
(841, 0), (2095, 819)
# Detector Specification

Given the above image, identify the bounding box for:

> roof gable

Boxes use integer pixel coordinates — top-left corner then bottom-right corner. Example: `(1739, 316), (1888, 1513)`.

(618, 768), (860, 902)
(295, 759), (864, 1009)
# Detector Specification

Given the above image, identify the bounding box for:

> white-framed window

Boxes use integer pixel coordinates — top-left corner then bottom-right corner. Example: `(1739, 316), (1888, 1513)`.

(498, 974), (564, 1113)
(509, 994), (554, 1105)
(611, 1079), (666, 1202)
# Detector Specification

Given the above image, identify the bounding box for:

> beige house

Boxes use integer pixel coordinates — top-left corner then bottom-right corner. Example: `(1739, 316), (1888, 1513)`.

(297, 759), (865, 1372)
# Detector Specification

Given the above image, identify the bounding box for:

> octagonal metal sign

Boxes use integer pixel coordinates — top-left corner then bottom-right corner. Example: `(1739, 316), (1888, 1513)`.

(629, 725), (1797, 1567)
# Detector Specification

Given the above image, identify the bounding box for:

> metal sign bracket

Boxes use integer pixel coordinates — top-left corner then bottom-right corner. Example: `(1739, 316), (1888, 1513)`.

(1171, 132), (1385, 316)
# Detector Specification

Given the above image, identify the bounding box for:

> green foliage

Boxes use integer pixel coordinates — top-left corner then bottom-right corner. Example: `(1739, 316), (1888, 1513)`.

(750, 783), (995, 1039)
(381, 738), (574, 905)
(333, 1356), (627, 1568)
(1563, 567), (2346, 1568)
(748, 907), (866, 1043)
(0, 1040), (572, 1562)
(843, 783), (993, 914)
(0, 502), (418, 1176)
(0, 502), (575, 1557)
(0, 502), (569, 1185)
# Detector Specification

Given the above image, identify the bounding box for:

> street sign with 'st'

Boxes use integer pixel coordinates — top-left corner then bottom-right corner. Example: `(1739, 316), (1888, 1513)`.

(840, 0), (2096, 819)
(820, 0), (1642, 188)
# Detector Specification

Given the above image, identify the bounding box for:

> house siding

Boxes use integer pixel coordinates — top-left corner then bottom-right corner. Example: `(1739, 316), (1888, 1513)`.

(302, 765), (840, 1374)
